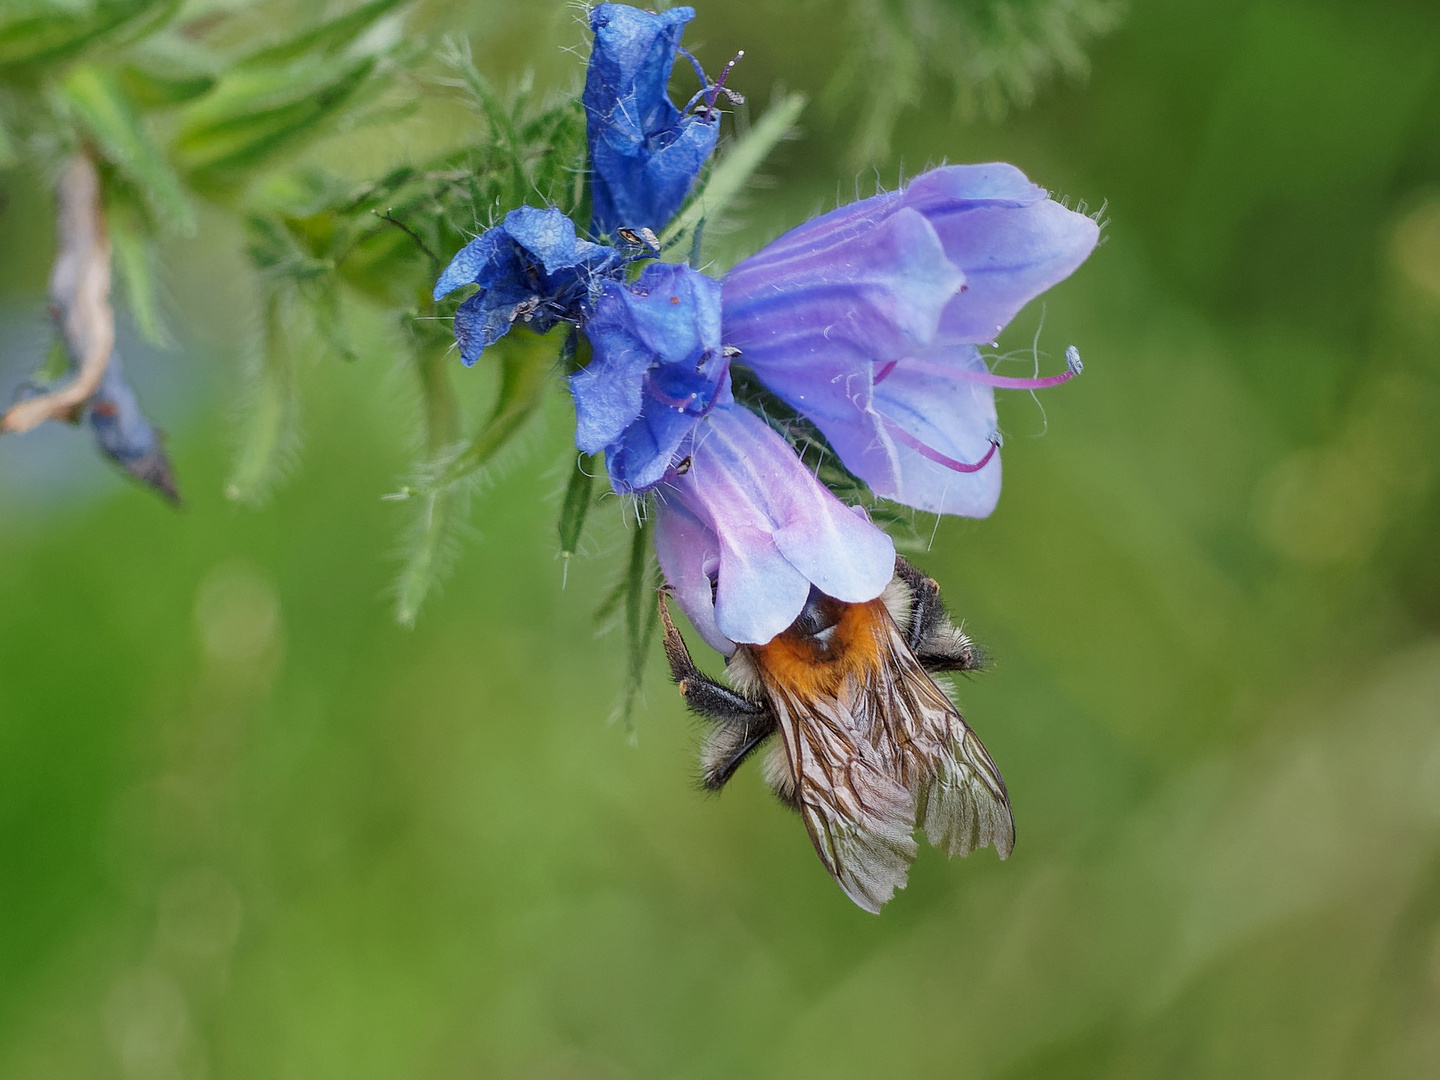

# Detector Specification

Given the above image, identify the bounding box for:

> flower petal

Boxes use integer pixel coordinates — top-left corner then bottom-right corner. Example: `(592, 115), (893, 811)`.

(584, 3), (717, 234)
(574, 264), (727, 492)
(904, 166), (1100, 344)
(622, 261), (722, 361)
(607, 398), (698, 491)
(664, 405), (895, 644)
(504, 205), (612, 276)
(724, 206), (961, 419)
(433, 229), (507, 301)
(869, 347), (1002, 516)
(653, 496), (733, 655)
(570, 295), (651, 452)
(453, 285), (528, 366)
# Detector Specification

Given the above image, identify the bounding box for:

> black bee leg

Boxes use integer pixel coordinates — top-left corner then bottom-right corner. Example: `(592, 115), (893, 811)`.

(894, 557), (941, 653)
(894, 556), (987, 674)
(659, 591), (769, 722)
(699, 718), (777, 791)
(658, 591), (777, 790)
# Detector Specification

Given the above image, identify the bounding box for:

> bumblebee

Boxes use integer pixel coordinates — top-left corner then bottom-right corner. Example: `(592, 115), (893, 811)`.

(659, 556), (1014, 912)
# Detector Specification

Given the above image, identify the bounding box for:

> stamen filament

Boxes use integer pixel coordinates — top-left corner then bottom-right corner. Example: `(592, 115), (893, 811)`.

(704, 51), (745, 118)
(882, 417), (999, 474)
(871, 349), (1083, 391)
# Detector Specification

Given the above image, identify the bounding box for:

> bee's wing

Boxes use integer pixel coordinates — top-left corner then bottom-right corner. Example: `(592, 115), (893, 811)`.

(769, 688), (919, 913)
(862, 615), (1016, 860)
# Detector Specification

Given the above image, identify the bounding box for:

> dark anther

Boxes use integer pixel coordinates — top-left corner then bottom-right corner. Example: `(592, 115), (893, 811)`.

(674, 455), (693, 475)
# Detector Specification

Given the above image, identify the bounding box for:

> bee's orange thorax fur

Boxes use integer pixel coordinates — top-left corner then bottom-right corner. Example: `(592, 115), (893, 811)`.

(750, 597), (888, 699)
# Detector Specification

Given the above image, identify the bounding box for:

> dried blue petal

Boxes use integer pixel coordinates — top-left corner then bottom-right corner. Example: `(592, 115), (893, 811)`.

(571, 261), (727, 493)
(88, 355), (179, 504)
(434, 206), (619, 365)
(584, 3), (719, 237)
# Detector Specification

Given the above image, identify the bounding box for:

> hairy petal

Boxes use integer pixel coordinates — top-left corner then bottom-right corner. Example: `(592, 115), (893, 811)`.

(573, 263), (728, 492)
(435, 206), (620, 365)
(721, 162), (1095, 517)
(724, 206), (961, 418)
(902, 165), (1100, 344)
(660, 405), (895, 645)
(654, 496), (732, 655)
(868, 348), (1002, 516)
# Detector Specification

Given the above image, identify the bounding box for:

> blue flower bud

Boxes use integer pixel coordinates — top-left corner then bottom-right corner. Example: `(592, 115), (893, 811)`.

(584, 3), (720, 237)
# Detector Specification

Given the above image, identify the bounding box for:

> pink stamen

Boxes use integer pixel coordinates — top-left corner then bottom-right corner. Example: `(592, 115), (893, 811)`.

(883, 417), (999, 474)
(872, 347), (1083, 391)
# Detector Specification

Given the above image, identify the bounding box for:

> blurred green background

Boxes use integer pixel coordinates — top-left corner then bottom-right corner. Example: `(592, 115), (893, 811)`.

(4, 0), (1440, 1077)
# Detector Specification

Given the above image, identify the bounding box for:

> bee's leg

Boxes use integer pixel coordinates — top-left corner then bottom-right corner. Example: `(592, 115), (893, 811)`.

(699, 717), (777, 791)
(894, 557), (986, 674)
(658, 592), (778, 790)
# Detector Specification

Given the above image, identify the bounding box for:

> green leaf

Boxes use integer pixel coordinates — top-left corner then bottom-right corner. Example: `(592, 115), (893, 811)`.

(428, 328), (555, 492)
(0, 0), (157, 69)
(392, 484), (461, 631)
(239, 0), (409, 68)
(659, 91), (807, 255)
(226, 291), (300, 505)
(558, 452), (597, 560)
(440, 36), (524, 201)
(0, 113), (18, 169)
(109, 195), (169, 346)
(59, 64), (194, 233)
(394, 327), (558, 626)
(175, 55), (379, 190)
(616, 512), (660, 732)
(118, 62), (216, 107)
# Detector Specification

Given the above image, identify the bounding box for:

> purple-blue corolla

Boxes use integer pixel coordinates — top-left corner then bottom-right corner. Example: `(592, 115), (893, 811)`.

(584, 3), (720, 237)
(724, 163), (1099, 517)
(433, 206), (618, 365)
(653, 403), (896, 653)
(571, 261), (729, 493)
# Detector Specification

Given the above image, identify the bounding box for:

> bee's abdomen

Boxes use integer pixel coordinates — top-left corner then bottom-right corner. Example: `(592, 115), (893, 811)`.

(751, 595), (887, 699)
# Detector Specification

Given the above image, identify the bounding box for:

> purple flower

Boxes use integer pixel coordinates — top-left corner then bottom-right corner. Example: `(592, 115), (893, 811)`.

(723, 163), (1099, 516)
(572, 261), (729, 493)
(433, 206), (618, 365)
(653, 403), (896, 653)
(584, 3), (720, 237)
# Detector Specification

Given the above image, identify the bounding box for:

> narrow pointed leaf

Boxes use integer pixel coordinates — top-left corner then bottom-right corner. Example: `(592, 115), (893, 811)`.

(615, 513), (659, 731)
(0, 0), (155, 69)
(558, 453), (597, 559)
(60, 64), (194, 233)
(175, 55), (378, 188)
(430, 328), (555, 491)
(226, 292), (299, 505)
(0, 114), (17, 168)
(109, 197), (169, 346)
(240, 0), (409, 68)
(395, 327), (557, 626)
(118, 62), (216, 107)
